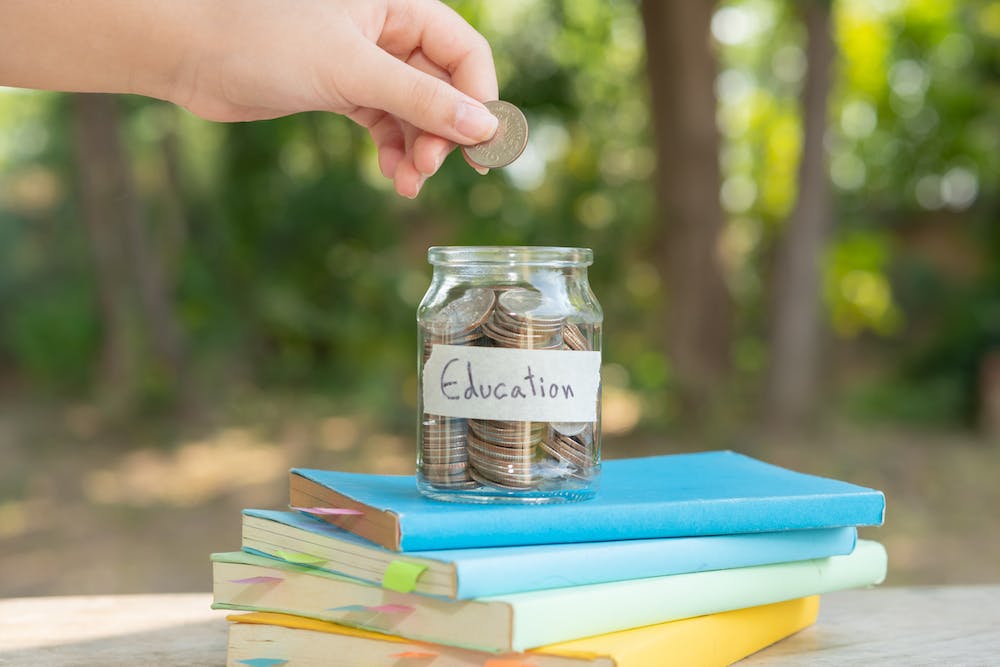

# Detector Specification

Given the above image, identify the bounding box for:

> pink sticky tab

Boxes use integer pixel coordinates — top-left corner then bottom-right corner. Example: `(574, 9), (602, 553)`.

(388, 650), (438, 659)
(229, 576), (283, 584)
(369, 604), (414, 614)
(484, 660), (533, 667)
(292, 506), (364, 516)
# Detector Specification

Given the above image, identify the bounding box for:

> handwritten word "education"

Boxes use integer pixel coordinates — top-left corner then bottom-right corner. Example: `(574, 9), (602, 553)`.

(439, 358), (576, 401)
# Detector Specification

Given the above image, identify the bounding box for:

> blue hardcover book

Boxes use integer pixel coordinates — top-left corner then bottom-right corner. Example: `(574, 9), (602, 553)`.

(289, 450), (886, 551)
(241, 508), (858, 599)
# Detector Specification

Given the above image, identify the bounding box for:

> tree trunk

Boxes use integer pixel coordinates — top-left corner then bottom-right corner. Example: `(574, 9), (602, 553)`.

(641, 0), (732, 420)
(72, 94), (184, 410)
(764, 0), (836, 429)
(72, 94), (137, 408)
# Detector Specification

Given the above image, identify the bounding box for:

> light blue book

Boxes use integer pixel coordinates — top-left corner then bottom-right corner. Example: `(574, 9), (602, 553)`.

(288, 450), (886, 551)
(241, 508), (857, 599)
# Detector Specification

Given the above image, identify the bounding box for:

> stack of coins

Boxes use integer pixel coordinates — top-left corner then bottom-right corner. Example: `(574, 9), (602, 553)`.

(483, 288), (565, 349)
(420, 285), (598, 491)
(421, 287), (495, 361)
(541, 430), (595, 478)
(561, 322), (590, 352)
(466, 419), (547, 488)
(420, 414), (474, 488)
(419, 288), (495, 488)
(549, 321), (594, 446)
(468, 289), (563, 488)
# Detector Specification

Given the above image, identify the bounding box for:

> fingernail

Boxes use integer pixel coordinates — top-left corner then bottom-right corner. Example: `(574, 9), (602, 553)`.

(414, 175), (428, 196)
(455, 101), (498, 143)
(474, 166), (489, 176)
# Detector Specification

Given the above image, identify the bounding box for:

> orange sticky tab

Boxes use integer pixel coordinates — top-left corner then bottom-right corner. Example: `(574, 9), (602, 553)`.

(388, 650), (438, 659)
(484, 660), (533, 667)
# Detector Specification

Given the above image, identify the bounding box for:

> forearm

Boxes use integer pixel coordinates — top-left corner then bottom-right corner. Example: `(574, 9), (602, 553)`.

(0, 0), (197, 101)
(0, 0), (499, 196)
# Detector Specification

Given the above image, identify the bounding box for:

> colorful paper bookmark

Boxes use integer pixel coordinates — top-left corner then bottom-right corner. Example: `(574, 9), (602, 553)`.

(275, 550), (327, 565)
(381, 560), (428, 593)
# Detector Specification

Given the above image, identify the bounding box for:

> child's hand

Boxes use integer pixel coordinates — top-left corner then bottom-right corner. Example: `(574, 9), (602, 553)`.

(173, 0), (499, 197)
(0, 0), (499, 198)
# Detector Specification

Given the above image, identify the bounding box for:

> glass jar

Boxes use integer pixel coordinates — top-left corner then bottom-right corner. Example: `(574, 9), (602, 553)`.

(416, 246), (602, 503)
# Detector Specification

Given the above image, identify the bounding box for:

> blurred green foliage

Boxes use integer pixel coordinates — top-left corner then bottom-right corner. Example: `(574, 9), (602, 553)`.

(0, 0), (997, 428)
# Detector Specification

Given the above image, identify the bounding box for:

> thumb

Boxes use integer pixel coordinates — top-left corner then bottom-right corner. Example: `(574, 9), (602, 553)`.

(345, 43), (498, 146)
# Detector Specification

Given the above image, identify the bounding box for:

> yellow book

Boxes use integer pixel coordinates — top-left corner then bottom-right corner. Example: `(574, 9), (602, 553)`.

(226, 596), (819, 667)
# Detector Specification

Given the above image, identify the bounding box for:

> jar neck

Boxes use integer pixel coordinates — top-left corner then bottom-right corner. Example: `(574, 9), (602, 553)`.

(428, 246), (592, 269)
(431, 262), (589, 284)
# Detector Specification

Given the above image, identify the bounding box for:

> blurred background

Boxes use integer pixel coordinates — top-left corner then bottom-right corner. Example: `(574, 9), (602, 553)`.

(1, 0), (998, 595)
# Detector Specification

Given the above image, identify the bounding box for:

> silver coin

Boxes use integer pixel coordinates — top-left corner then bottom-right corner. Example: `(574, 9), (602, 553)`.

(424, 476), (477, 489)
(423, 472), (472, 483)
(427, 481), (478, 490)
(423, 288), (496, 337)
(468, 460), (534, 480)
(468, 465), (533, 487)
(421, 460), (470, 474)
(461, 101), (529, 169)
(468, 434), (542, 451)
(552, 421), (589, 436)
(490, 315), (562, 338)
(467, 443), (534, 466)
(561, 323), (590, 351)
(421, 451), (469, 465)
(497, 289), (561, 322)
(540, 439), (590, 470)
(469, 467), (536, 490)
(551, 432), (591, 454)
(468, 422), (546, 438)
(482, 321), (562, 349)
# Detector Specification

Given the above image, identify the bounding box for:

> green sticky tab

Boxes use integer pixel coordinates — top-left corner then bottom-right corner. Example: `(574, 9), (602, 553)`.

(275, 550), (327, 565)
(382, 560), (428, 593)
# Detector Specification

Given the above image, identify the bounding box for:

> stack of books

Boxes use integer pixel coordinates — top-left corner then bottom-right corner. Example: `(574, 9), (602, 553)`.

(211, 450), (887, 666)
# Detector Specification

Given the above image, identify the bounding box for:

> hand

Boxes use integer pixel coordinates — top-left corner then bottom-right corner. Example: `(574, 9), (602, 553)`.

(0, 0), (499, 198)
(172, 0), (500, 197)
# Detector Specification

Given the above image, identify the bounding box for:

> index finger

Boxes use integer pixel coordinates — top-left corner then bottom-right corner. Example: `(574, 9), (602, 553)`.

(379, 0), (499, 103)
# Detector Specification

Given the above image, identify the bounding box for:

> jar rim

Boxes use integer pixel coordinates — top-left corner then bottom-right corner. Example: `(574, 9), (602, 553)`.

(428, 246), (593, 268)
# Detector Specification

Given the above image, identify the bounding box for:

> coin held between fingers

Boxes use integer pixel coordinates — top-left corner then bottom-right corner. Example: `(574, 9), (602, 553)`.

(462, 100), (529, 170)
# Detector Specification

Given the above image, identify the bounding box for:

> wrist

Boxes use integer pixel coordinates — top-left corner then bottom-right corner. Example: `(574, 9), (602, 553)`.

(131, 0), (210, 106)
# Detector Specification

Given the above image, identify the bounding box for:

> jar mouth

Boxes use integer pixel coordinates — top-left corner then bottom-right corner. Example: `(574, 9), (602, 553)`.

(428, 246), (593, 268)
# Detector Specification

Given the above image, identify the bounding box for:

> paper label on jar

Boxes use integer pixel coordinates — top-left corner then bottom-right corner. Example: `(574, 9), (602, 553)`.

(422, 344), (601, 422)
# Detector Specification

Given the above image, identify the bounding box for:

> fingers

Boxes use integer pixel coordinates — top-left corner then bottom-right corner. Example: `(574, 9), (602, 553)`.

(368, 115), (406, 178)
(392, 123), (425, 198)
(462, 151), (489, 176)
(341, 0), (500, 196)
(380, 0), (499, 103)
(347, 41), (498, 146)
(352, 104), (456, 196)
(412, 133), (452, 177)
(403, 49), (457, 179)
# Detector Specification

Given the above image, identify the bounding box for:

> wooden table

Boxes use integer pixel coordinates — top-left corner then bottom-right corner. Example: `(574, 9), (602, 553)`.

(2, 586), (998, 666)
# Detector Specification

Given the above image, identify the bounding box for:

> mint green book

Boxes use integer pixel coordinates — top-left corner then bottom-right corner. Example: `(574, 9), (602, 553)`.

(213, 539), (887, 652)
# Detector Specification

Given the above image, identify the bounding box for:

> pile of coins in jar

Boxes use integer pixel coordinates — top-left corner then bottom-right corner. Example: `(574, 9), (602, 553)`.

(420, 287), (597, 490)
